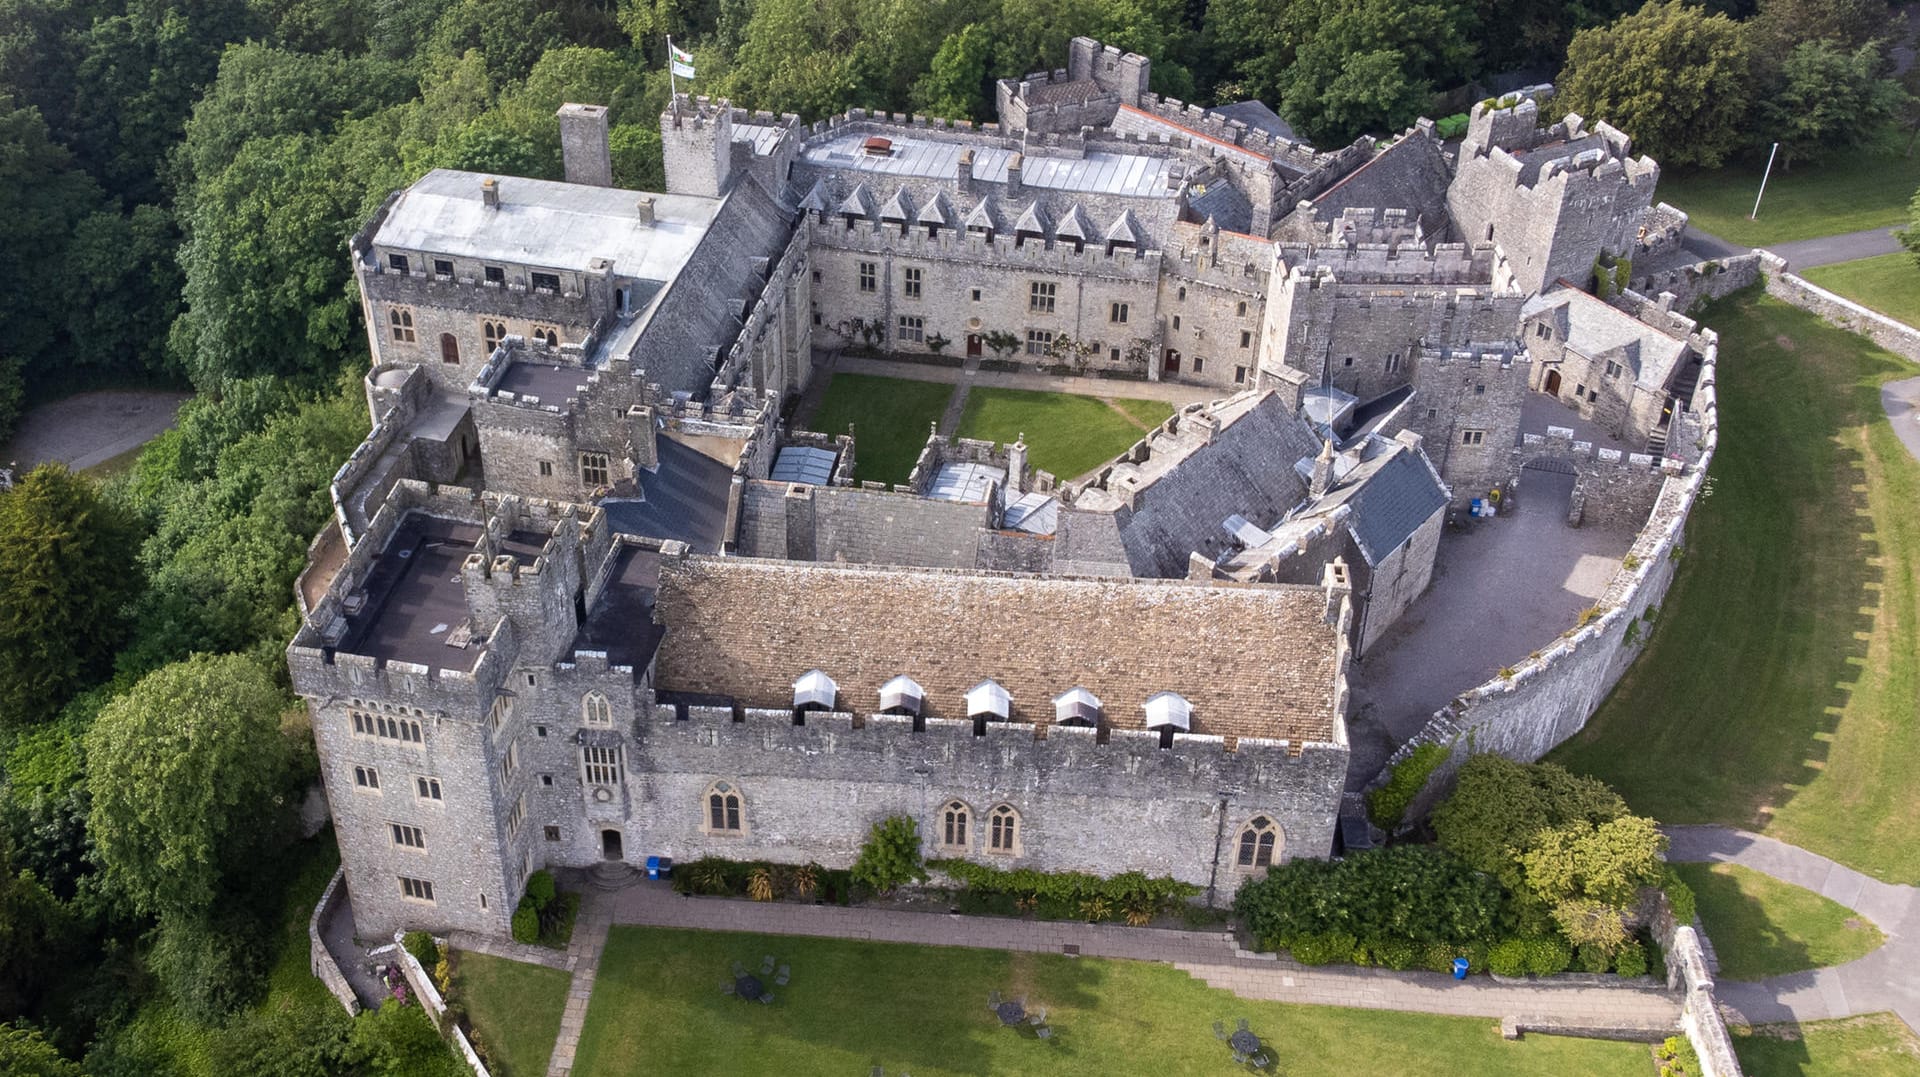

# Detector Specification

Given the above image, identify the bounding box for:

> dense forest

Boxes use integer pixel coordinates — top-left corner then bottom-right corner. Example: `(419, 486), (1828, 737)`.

(0, 0), (1910, 1069)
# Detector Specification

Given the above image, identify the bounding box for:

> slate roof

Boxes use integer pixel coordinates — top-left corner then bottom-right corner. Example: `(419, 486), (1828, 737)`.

(1522, 286), (1688, 390)
(1211, 100), (1299, 143)
(1342, 447), (1448, 564)
(651, 556), (1343, 743)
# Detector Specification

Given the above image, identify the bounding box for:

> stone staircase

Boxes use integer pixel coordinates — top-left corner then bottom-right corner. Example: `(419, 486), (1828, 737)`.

(1648, 356), (1706, 456)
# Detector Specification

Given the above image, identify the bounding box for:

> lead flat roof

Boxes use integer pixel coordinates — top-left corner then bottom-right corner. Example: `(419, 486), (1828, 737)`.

(802, 133), (1177, 198)
(336, 515), (549, 670)
(492, 360), (592, 404)
(373, 169), (720, 279)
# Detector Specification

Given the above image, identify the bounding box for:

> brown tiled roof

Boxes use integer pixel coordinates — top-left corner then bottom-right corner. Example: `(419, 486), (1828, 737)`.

(651, 556), (1343, 743)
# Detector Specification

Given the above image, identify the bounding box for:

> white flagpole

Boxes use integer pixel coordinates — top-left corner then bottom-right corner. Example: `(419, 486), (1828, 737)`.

(667, 34), (678, 100)
(1751, 141), (1779, 221)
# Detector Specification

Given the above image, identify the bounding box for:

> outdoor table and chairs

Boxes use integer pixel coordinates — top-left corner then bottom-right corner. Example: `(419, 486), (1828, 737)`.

(724, 956), (788, 1003)
(1217, 1018), (1271, 1067)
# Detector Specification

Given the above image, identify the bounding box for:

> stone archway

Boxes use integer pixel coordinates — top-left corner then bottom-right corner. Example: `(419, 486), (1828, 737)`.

(1517, 455), (1583, 525)
(1544, 369), (1562, 396)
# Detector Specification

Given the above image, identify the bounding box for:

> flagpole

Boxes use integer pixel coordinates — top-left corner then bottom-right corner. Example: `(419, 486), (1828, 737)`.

(667, 34), (678, 101)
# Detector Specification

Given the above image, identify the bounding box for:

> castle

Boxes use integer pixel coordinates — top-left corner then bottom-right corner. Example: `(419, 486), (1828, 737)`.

(291, 40), (1717, 938)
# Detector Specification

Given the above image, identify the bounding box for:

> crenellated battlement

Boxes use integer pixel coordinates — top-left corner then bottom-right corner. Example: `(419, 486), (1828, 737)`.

(808, 214), (1163, 276)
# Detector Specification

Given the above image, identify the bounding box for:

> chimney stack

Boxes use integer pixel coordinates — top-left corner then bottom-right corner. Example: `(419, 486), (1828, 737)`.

(556, 103), (614, 187)
(636, 197), (656, 226)
(1007, 435), (1028, 493)
(957, 148), (975, 195)
(1309, 438), (1336, 498)
(482, 177), (500, 209)
(1006, 153), (1024, 196)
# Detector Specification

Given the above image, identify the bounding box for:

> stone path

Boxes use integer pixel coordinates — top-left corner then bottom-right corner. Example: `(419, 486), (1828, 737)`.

(545, 891), (615, 1077)
(1664, 825), (1920, 1034)
(1881, 376), (1920, 467)
(592, 880), (1679, 1029)
(447, 929), (570, 971)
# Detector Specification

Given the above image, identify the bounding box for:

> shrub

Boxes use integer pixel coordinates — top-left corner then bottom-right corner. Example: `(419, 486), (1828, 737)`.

(402, 930), (438, 971)
(1287, 932), (1357, 966)
(1524, 935), (1573, 975)
(1435, 113), (1470, 139)
(747, 867), (775, 902)
(851, 816), (928, 894)
(510, 899), (539, 944)
(539, 892), (580, 947)
(791, 862), (819, 899)
(524, 870), (556, 910)
(1576, 943), (1612, 973)
(1422, 942), (1486, 974)
(928, 859), (1198, 923)
(1657, 1035), (1701, 1076)
(1614, 940), (1649, 977)
(1664, 866), (1697, 924)
(674, 857), (736, 896)
(1488, 938), (1530, 977)
(1235, 845), (1504, 951)
(1372, 937), (1419, 971)
(1079, 896), (1111, 922)
(1366, 742), (1449, 829)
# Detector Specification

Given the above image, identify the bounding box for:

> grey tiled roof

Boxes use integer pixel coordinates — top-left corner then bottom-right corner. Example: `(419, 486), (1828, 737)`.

(1345, 448), (1447, 564)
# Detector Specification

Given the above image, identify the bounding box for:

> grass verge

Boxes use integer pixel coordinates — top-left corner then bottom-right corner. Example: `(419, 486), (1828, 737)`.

(956, 388), (1171, 481)
(452, 951), (572, 1077)
(803, 373), (954, 486)
(571, 926), (1652, 1076)
(1735, 1014), (1920, 1076)
(1802, 252), (1920, 328)
(1550, 289), (1920, 882)
(1668, 862), (1883, 980)
(1657, 152), (1919, 247)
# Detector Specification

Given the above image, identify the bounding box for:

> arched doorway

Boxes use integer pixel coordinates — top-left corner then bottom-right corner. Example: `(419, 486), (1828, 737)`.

(1543, 369), (1562, 396)
(600, 829), (623, 861)
(966, 333), (982, 356)
(1163, 349), (1181, 374)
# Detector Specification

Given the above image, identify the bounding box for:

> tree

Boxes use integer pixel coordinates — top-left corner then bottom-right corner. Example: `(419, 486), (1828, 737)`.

(0, 465), (141, 728)
(59, 205), (185, 383)
(85, 653), (298, 921)
(1431, 755), (1625, 886)
(912, 23), (995, 121)
(0, 1023), (82, 1077)
(1517, 815), (1666, 955)
(0, 97), (103, 420)
(1276, 0), (1478, 145)
(1757, 41), (1908, 168)
(1747, 0), (1889, 65)
(850, 815), (928, 893)
(1555, 1), (1752, 168)
(1898, 186), (1920, 265)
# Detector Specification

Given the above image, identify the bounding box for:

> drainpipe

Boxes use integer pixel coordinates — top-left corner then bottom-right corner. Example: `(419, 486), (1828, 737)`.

(1205, 794), (1230, 908)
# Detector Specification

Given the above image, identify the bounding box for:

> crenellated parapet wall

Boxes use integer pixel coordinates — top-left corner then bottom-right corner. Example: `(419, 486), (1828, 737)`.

(810, 215), (1165, 277)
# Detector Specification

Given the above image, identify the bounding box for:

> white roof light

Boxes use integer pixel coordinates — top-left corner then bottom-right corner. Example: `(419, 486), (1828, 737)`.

(1142, 691), (1192, 732)
(1053, 686), (1103, 726)
(792, 668), (837, 709)
(965, 679), (1011, 718)
(880, 674), (925, 713)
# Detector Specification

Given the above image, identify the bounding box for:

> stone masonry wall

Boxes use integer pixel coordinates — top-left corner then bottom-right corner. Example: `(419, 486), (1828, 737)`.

(1761, 252), (1920, 362)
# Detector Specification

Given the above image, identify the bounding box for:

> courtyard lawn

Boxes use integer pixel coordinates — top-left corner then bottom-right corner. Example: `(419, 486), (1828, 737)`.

(1735, 1015), (1920, 1077)
(1550, 289), (1920, 882)
(1668, 863), (1884, 981)
(803, 373), (955, 485)
(570, 927), (1651, 1076)
(955, 388), (1172, 482)
(1656, 151), (1919, 247)
(1803, 253), (1920, 328)
(452, 951), (572, 1077)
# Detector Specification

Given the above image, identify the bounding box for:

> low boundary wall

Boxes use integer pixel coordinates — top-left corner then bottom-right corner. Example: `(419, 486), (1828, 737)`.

(1760, 251), (1920, 362)
(393, 931), (492, 1077)
(310, 867), (360, 1015)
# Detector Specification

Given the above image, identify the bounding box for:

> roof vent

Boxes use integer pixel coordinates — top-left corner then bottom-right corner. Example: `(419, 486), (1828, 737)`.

(1052, 686), (1103, 727)
(862, 136), (894, 157)
(879, 674), (924, 717)
(792, 668), (837, 724)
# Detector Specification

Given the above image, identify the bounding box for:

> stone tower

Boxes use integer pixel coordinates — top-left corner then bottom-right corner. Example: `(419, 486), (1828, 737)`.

(557, 103), (614, 187)
(661, 95), (734, 199)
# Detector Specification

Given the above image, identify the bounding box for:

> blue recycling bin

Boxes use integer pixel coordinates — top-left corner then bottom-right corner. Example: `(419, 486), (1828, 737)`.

(1451, 957), (1470, 980)
(646, 855), (672, 881)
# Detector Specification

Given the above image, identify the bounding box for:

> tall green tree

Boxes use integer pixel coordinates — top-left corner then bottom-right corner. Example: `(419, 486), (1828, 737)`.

(912, 23), (995, 120)
(59, 205), (186, 383)
(85, 653), (298, 922)
(1757, 40), (1908, 168)
(0, 466), (140, 728)
(1747, 0), (1888, 65)
(1556, 0), (1752, 168)
(0, 1022), (82, 1077)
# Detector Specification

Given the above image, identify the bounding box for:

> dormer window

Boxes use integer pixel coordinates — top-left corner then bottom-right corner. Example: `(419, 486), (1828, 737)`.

(792, 668), (836, 724)
(879, 675), (923, 716)
(388, 253), (409, 274)
(1052, 686), (1102, 728)
(433, 258), (454, 279)
(966, 679), (1010, 736)
(1143, 691), (1192, 749)
(531, 271), (561, 294)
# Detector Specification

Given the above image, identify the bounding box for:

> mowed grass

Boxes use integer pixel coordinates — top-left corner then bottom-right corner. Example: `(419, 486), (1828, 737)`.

(1550, 290), (1920, 881)
(803, 373), (955, 485)
(453, 951), (572, 1077)
(571, 927), (1650, 1077)
(1668, 863), (1883, 980)
(956, 388), (1172, 481)
(1657, 151), (1919, 246)
(1736, 1014), (1920, 1077)
(1804, 253), (1920, 328)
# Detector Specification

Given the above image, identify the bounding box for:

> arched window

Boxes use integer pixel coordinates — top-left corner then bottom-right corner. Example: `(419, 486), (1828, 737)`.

(940, 800), (971, 849)
(482, 320), (507, 355)
(440, 333), (459, 364)
(1236, 816), (1279, 869)
(706, 781), (743, 833)
(1236, 300), (1248, 317)
(582, 692), (612, 728)
(988, 804), (1020, 855)
(1176, 286), (1187, 302)
(388, 308), (416, 343)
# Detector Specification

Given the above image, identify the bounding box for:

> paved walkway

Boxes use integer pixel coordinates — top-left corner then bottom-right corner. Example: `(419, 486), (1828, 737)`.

(545, 891), (615, 1077)
(1882, 376), (1920, 466)
(590, 879), (1679, 1029)
(1664, 826), (1920, 1033)
(1766, 227), (1904, 271)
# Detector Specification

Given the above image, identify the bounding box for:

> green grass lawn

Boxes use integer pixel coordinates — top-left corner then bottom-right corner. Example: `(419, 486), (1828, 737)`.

(1550, 290), (1920, 882)
(1803, 253), (1920, 328)
(1657, 151), (1919, 246)
(955, 388), (1171, 482)
(571, 927), (1651, 1076)
(1736, 1014), (1920, 1077)
(452, 951), (572, 1077)
(802, 373), (955, 486)
(1668, 863), (1884, 980)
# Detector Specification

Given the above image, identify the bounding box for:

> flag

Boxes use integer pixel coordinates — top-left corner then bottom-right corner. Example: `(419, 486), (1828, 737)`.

(670, 42), (695, 78)
(672, 58), (696, 78)
(670, 44), (694, 65)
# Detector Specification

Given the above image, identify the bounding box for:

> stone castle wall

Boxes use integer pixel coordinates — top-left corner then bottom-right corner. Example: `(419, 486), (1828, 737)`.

(1761, 252), (1920, 362)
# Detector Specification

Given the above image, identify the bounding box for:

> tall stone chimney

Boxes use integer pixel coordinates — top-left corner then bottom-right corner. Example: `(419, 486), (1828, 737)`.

(957, 149), (975, 195)
(1309, 438), (1336, 498)
(1006, 153), (1024, 196)
(482, 177), (500, 208)
(557, 103), (614, 187)
(1007, 434), (1028, 493)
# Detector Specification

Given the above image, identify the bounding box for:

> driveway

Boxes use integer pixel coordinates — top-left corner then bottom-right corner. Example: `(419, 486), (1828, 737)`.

(1767, 227), (1905, 271)
(3, 389), (191, 472)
